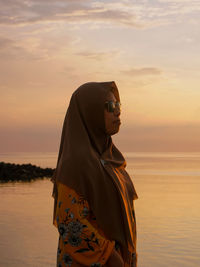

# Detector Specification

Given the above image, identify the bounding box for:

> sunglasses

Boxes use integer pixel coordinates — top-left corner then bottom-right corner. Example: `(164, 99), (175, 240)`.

(105, 101), (121, 113)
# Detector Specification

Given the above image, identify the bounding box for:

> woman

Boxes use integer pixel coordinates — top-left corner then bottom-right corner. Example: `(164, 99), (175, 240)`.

(51, 81), (138, 267)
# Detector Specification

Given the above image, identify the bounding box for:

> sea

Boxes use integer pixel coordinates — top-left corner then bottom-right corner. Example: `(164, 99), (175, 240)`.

(0, 152), (200, 267)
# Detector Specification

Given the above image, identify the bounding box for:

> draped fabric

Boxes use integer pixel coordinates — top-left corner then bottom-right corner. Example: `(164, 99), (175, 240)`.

(55, 182), (116, 267)
(51, 81), (138, 265)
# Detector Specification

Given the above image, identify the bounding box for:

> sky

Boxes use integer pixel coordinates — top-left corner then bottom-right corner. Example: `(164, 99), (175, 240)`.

(0, 0), (200, 152)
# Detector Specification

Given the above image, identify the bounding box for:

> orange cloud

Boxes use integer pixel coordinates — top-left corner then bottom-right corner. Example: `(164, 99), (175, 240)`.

(122, 67), (162, 77)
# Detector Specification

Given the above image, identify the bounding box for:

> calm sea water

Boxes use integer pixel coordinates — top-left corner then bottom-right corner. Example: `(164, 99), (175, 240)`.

(0, 152), (200, 267)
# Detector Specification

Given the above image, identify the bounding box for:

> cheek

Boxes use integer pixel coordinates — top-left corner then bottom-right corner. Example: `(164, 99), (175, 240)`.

(108, 115), (115, 129)
(105, 113), (113, 129)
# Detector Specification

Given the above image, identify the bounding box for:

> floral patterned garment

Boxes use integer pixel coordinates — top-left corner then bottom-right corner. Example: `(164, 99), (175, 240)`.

(55, 181), (116, 267)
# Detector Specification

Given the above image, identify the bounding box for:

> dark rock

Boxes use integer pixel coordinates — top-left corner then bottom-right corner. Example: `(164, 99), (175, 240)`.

(0, 162), (55, 182)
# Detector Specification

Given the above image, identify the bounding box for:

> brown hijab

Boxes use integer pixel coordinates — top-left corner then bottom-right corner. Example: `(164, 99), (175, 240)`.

(51, 81), (138, 265)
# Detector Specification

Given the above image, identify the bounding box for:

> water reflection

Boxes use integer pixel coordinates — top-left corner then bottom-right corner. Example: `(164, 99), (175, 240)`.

(0, 179), (58, 267)
(0, 153), (200, 266)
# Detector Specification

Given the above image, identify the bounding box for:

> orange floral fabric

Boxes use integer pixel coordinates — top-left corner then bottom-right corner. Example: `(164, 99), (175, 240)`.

(54, 182), (116, 266)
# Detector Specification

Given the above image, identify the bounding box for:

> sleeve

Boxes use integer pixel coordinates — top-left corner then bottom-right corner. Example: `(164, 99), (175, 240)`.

(56, 182), (115, 267)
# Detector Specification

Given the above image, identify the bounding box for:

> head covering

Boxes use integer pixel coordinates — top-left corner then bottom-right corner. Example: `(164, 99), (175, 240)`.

(51, 81), (138, 265)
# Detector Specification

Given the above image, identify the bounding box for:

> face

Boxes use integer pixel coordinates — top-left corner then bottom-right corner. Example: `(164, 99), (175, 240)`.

(104, 91), (121, 136)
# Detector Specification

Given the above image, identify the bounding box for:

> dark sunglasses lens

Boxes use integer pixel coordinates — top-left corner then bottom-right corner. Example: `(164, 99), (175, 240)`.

(110, 102), (116, 112)
(106, 101), (121, 112)
(116, 102), (121, 110)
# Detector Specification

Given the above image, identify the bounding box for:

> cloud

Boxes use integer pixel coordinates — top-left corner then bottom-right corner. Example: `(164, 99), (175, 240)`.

(0, 0), (199, 29)
(0, 32), (73, 62)
(0, 36), (14, 48)
(65, 9), (139, 27)
(122, 67), (162, 77)
(0, 36), (28, 60)
(75, 50), (121, 60)
(0, 0), (140, 28)
(0, 35), (40, 60)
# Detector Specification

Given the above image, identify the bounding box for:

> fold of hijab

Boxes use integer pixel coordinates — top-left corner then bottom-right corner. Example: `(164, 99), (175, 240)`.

(51, 81), (138, 265)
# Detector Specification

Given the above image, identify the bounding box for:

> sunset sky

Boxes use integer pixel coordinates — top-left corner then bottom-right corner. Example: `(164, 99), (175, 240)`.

(1, 0), (200, 152)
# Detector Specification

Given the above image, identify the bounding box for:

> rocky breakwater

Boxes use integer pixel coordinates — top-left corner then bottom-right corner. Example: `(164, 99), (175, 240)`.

(0, 162), (55, 182)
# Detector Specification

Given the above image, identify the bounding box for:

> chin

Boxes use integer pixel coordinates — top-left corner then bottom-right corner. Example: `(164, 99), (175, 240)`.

(110, 127), (120, 136)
